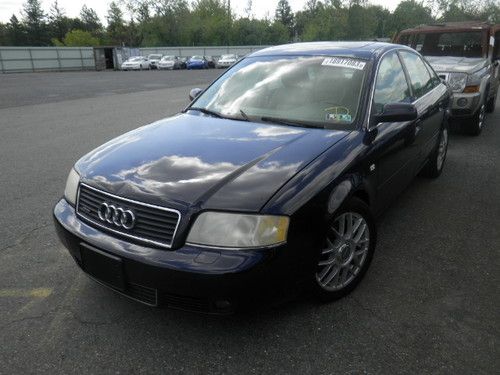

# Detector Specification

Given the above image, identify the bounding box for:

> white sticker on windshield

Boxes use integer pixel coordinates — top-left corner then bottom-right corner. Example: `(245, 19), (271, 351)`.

(321, 57), (366, 70)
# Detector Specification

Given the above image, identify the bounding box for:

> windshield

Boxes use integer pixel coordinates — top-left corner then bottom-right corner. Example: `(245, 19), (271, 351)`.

(128, 57), (142, 62)
(412, 31), (484, 58)
(191, 55), (204, 60)
(161, 56), (175, 61)
(148, 54), (162, 59)
(221, 54), (236, 60)
(191, 56), (367, 129)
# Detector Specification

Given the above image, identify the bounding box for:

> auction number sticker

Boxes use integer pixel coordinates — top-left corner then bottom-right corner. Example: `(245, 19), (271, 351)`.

(321, 57), (366, 70)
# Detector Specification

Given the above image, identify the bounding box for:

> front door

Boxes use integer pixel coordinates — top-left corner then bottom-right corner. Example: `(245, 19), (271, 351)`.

(368, 50), (422, 213)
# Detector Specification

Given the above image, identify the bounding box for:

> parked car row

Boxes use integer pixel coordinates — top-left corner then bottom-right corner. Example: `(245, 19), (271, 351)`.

(120, 54), (240, 71)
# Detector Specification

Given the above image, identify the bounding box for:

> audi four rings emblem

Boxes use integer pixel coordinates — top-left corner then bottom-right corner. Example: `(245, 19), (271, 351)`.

(97, 202), (136, 230)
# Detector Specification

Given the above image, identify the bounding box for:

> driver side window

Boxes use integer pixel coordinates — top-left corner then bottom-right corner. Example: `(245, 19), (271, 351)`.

(373, 51), (412, 115)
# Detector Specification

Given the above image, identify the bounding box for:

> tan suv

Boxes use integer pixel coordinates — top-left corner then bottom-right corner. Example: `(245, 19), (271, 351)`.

(394, 21), (500, 135)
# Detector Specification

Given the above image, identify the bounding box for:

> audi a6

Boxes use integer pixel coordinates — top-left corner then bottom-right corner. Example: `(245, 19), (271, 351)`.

(54, 42), (451, 313)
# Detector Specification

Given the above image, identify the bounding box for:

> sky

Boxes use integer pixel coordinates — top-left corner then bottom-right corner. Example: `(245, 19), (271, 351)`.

(0, 0), (402, 24)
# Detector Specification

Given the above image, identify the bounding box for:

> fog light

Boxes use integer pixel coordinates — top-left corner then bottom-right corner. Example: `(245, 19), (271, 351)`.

(214, 300), (232, 310)
(457, 98), (468, 107)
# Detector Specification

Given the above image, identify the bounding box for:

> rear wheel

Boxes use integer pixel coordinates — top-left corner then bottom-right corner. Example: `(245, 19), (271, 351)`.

(421, 126), (448, 178)
(313, 198), (376, 302)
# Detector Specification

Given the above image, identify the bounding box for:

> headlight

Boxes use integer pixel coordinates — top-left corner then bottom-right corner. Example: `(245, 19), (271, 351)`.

(64, 168), (80, 206)
(448, 73), (467, 93)
(186, 212), (289, 248)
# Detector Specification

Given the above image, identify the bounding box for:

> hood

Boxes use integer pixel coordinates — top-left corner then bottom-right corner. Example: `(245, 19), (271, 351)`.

(425, 56), (488, 73)
(76, 113), (349, 212)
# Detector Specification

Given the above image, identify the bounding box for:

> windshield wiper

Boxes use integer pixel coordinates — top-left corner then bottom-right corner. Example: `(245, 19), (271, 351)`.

(188, 107), (224, 118)
(188, 107), (250, 122)
(260, 116), (323, 129)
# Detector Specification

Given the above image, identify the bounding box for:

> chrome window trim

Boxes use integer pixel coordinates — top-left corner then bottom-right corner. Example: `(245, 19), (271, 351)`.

(76, 182), (181, 249)
(366, 48), (444, 130)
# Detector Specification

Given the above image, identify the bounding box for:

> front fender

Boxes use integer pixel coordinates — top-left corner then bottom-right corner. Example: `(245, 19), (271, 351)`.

(262, 131), (374, 217)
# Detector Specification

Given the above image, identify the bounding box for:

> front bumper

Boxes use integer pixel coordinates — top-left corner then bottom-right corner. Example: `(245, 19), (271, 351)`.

(122, 65), (140, 70)
(53, 199), (311, 313)
(449, 92), (481, 118)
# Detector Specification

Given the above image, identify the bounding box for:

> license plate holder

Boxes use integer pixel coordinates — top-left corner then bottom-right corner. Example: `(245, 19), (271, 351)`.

(80, 243), (125, 291)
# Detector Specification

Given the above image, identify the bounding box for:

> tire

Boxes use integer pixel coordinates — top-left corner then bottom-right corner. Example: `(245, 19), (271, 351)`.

(486, 93), (496, 113)
(421, 125), (448, 178)
(466, 101), (486, 136)
(313, 197), (376, 302)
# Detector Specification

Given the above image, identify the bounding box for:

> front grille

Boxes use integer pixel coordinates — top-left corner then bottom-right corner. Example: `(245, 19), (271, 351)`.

(162, 293), (212, 312)
(76, 183), (181, 249)
(127, 282), (158, 305)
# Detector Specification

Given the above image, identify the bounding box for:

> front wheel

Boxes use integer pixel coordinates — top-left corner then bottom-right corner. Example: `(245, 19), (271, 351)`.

(466, 102), (486, 136)
(421, 126), (448, 178)
(313, 197), (376, 302)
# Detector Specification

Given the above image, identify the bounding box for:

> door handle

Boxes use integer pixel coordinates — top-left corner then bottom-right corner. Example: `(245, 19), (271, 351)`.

(415, 119), (422, 135)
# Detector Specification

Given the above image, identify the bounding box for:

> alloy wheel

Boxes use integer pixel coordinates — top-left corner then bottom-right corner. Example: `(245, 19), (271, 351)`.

(436, 128), (448, 171)
(316, 212), (370, 291)
(478, 103), (486, 129)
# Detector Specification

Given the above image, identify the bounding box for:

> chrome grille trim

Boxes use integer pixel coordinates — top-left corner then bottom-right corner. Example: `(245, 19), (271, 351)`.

(76, 183), (181, 249)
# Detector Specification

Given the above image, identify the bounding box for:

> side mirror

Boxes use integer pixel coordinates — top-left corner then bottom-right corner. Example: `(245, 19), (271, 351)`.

(189, 88), (203, 101)
(372, 103), (417, 125)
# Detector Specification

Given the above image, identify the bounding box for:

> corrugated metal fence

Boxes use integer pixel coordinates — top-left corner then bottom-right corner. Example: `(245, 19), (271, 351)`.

(0, 47), (95, 73)
(0, 45), (270, 73)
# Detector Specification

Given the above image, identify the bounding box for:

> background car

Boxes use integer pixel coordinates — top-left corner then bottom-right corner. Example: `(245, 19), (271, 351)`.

(216, 54), (238, 68)
(179, 57), (188, 69)
(147, 54), (163, 70)
(187, 55), (208, 69)
(158, 55), (181, 70)
(121, 56), (150, 71)
(394, 21), (500, 135)
(205, 56), (216, 68)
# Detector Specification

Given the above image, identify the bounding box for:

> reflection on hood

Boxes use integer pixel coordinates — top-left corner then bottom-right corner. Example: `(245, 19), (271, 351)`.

(76, 113), (349, 211)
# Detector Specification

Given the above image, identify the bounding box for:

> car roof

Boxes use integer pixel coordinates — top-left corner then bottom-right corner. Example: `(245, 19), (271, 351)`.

(399, 21), (495, 34)
(249, 41), (406, 60)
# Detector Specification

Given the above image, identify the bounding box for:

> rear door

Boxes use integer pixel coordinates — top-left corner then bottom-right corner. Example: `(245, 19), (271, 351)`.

(399, 50), (446, 166)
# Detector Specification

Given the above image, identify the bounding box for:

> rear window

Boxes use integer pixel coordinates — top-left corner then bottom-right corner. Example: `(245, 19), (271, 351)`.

(405, 31), (485, 58)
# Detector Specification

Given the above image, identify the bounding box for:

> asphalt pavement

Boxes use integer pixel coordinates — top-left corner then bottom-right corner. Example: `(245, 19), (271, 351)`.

(0, 70), (499, 374)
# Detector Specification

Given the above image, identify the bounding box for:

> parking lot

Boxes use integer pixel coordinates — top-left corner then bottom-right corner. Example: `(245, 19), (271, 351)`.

(0, 70), (499, 374)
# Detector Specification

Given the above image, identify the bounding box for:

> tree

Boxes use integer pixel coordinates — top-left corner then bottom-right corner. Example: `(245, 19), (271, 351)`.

(274, 0), (294, 38)
(0, 23), (8, 46)
(80, 5), (103, 35)
(391, 0), (433, 33)
(106, 2), (126, 45)
(61, 29), (100, 46)
(48, 0), (70, 41)
(22, 0), (49, 45)
(7, 15), (27, 45)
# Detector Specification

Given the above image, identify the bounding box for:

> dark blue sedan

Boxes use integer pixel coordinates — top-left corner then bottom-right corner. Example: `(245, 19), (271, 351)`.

(54, 42), (451, 313)
(186, 55), (208, 69)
